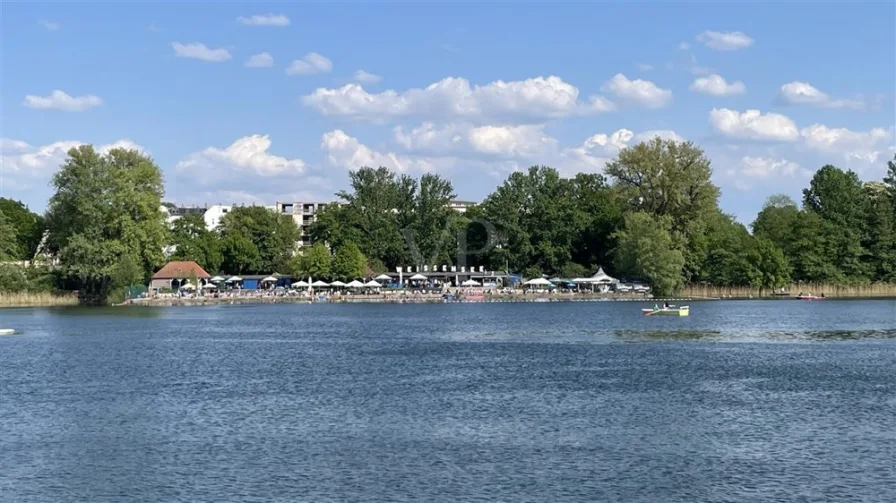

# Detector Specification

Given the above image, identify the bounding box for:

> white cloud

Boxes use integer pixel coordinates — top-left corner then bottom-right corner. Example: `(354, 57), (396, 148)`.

(634, 130), (686, 143)
(740, 156), (806, 178)
(321, 130), (434, 172)
(600, 73), (672, 108)
(286, 52), (333, 75)
(177, 135), (305, 182)
(237, 14), (290, 26)
(800, 124), (894, 163)
(697, 30), (754, 51)
(777, 81), (865, 110)
(689, 74), (746, 96)
(23, 90), (103, 112)
(353, 69), (382, 83)
(393, 123), (556, 159)
(303, 75), (613, 122)
(38, 20), (59, 31)
(709, 108), (799, 141)
(467, 125), (557, 158)
(678, 42), (690, 51)
(245, 52), (274, 68)
(172, 42), (232, 62)
(0, 138), (145, 195)
(637, 63), (654, 72)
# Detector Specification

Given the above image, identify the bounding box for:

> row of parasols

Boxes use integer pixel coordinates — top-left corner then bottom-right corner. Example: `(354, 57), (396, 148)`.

(191, 273), (487, 290)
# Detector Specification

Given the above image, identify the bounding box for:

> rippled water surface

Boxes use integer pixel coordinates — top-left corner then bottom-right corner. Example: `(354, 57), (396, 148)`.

(2, 300), (895, 502)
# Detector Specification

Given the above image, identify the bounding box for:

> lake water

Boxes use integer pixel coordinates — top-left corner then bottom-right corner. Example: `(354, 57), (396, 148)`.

(1, 300), (895, 502)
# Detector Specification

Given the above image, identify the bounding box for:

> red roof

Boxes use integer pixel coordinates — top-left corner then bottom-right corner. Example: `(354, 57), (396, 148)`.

(152, 261), (211, 279)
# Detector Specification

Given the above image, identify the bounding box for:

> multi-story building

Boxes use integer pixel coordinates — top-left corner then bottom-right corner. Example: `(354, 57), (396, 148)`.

(449, 200), (476, 213)
(273, 201), (332, 248)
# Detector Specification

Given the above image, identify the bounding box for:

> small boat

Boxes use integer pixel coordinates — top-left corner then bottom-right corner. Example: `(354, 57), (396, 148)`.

(0, 329), (16, 336)
(796, 295), (824, 300)
(642, 305), (689, 317)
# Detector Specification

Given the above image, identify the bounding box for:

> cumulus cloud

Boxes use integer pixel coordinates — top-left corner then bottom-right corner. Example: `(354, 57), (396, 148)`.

(0, 138), (145, 199)
(237, 14), (290, 26)
(245, 52), (274, 68)
(740, 156), (806, 178)
(321, 130), (434, 172)
(393, 123), (556, 158)
(23, 90), (103, 112)
(777, 81), (865, 110)
(286, 52), (333, 75)
(600, 73), (672, 108)
(172, 42), (232, 62)
(697, 30), (754, 51)
(303, 75), (614, 122)
(689, 74), (746, 96)
(353, 70), (382, 83)
(176, 135), (305, 183)
(800, 124), (894, 163)
(709, 108), (799, 141)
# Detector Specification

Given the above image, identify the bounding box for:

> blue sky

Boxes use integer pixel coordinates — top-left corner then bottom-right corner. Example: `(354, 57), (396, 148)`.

(2, 2), (894, 224)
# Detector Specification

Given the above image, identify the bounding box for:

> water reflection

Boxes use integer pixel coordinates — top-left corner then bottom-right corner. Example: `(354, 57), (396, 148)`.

(614, 328), (896, 342)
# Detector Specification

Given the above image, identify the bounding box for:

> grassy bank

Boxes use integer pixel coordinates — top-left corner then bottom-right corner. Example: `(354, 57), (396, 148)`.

(682, 282), (896, 299)
(0, 291), (80, 308)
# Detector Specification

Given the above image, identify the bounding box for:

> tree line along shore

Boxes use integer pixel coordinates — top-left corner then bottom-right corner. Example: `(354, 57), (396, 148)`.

(1, 138), (895, 307)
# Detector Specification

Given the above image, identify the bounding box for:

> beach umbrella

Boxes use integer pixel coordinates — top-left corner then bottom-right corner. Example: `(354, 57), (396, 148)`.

(311, 280), (330, 288)
(291, 280), (310, 288)
(226, 276), (242, 283)
(330, 280), (346, 287)
(364, 280), (382, 288)
(262, 276), (278, 283)
(210, 276), (225, 283)
(374, 274), (391, 281)
(203, 283), (217, 289)
(181, 283), (196, 290)
(523, 277), (554, 286)
(346, 280), (365, 288)
(461, 279), (480, 286)
(409, 273), (427, 281)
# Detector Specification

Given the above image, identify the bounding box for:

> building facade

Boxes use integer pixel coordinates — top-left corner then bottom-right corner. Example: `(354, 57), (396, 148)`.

(273, 201), (332, 248)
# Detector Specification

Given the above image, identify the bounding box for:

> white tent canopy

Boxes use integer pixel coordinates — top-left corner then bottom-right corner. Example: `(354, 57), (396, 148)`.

(409, 273), (427, 281)
(330, 281), (347, 287)
(374, 274), (391, 281)
(262, 276), (278, 283)
(291, 280), (309, 288)
(226, 276), (242, 283)
(461, 279), (481, 286)
(364, 280), (382, 288)
(181, 283), (196, 290)
(210, 276), (225, 282)
(346, 280), (365, 288)
(203, 283), (217, 289)
(523, 277), (554, 286)
(573, 267), (617, 284)
(311, 280), (330, 287)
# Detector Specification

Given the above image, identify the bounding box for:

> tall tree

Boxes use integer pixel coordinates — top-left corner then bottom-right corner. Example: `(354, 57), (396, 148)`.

(332, 243), (366, 280)
(408, 173), (457, 265)
(612, 212), (685, 296)
(0, 209), (19, 261)
(45, 145), (168, 302)
(0, 198), (45, 260)
(298, 242), (332, 279)
(218, 206), (300, 274)
(170, 213), (223, 272)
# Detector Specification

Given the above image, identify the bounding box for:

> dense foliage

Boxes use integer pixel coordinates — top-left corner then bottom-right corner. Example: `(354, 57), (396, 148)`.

(4, 140), (895, 302)
(44, 146), (168, 303)
(0, 198), (45, 260)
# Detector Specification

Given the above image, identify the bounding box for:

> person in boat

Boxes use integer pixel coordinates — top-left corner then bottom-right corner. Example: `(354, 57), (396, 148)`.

(821, 293), (825, 298)
(663, 301), (669, 309)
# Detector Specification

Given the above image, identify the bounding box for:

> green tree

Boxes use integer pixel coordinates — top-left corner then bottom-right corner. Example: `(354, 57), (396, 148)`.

(220, 230), (261, 274)
(612, 212), (685, 297)
(751, 238), (791, 291)
(298, 242), (332, 279)
(45, 145), (167, 303)
(218, 206), (300, 274)
(0, 209), (19, 261)
(0, 198), (45, 260)
(170, 213), (223, 272)
(332, 243), (366, 280)
(569, 174), (625, 270)
(407, 173), (457, 265)
(862, 182), (896, 282)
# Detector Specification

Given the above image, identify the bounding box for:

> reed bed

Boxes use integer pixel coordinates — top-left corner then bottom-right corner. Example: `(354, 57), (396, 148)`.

(682, 283), (896, 299)
(0, 291), (80, 307)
